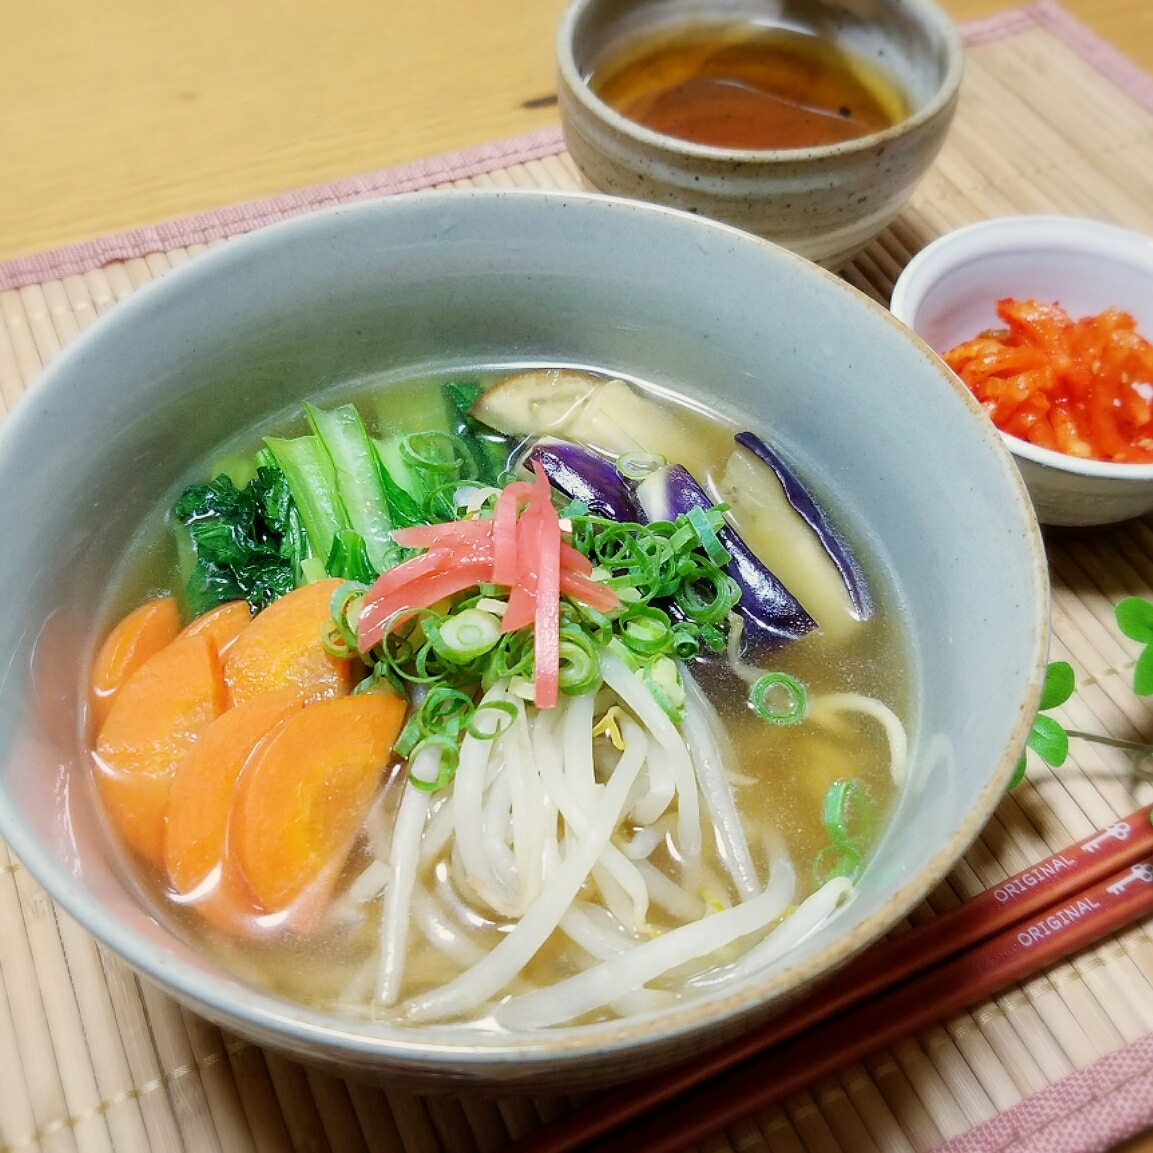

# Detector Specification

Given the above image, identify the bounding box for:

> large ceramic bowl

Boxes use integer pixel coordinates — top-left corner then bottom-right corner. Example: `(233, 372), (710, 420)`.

(0, 190), (1046, 1090)
(556, 0), (964, 267)
(891, 215), (1153, 527)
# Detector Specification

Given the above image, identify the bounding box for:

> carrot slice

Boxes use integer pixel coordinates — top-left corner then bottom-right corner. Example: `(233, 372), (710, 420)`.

(164, 688), (305, 931)
(90, 596), (181, 733)
(179, 600), (252, 656)
(223, 579), (352, 707)
(233, 694), (406, 914)
(93, 634), (227, 869)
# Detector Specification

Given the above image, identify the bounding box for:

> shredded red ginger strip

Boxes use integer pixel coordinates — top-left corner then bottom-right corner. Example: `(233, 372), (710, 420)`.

(392, 521), (493, 548)
(944, 298), (1153, 463)
(559, 569), (619, 612)
(355, 470), (617, 702)
(531, 465), (562, 708)
(500, 497), (540, 635)
(357, 562), (494, 650)
(560, 541), (593, 576)
(492, 480), (534, 585)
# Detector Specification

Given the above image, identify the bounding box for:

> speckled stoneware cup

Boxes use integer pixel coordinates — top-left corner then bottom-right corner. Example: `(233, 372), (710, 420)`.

(0, 191), (1046, 1090)
(557, 0), (964, 267)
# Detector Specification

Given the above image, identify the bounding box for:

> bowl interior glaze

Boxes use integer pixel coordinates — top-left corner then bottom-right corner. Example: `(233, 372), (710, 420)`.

(0, 190), (1047, 1089)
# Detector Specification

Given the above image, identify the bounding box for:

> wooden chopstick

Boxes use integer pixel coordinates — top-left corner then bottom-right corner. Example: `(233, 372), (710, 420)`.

(592, 849), (1153, 1153)
(512, 804), (1153, 1153)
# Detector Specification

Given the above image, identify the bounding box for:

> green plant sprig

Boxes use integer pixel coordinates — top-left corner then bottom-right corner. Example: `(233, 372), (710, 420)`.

(1012, 596), (1153, 789)
(1116, 596), (1153, 695)
(1010, 660), (1075, 788)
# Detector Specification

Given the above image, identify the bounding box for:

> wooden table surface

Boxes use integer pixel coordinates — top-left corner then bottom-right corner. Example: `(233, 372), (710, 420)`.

(5, 2), (1153, 1149)
(1, 0), (1152, 263)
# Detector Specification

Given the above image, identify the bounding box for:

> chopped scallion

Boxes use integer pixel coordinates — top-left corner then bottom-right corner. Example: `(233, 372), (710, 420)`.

(686, 505), (730, 568)
(620, 606), (673, 655)
(813, 841), (863, 886)
(617, 451), (668, 480)
(822, 778), (873, 849)
(749, 671), (808, 726)
(642, 655), (685, 723)
(466, 700), (517, 740)
(558, 627), (602, 696)
(430, 609), (502, 663)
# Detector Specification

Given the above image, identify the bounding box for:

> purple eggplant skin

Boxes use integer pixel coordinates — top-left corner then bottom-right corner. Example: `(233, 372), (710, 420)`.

(734, 432), (873, 621)
(637, 465), (817, 652)
(526, 439), (644, 522)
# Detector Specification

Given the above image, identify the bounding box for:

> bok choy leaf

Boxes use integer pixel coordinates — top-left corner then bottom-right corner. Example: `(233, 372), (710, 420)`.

(174, 463), (307, 615)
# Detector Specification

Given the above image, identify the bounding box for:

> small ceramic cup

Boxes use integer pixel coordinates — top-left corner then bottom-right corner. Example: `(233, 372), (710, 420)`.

(555, 0), (964, 267)
(891, 215), (1153, 527)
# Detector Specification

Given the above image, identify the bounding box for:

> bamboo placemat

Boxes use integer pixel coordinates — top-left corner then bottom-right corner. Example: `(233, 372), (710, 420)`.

(5, 3), (1153, 1151)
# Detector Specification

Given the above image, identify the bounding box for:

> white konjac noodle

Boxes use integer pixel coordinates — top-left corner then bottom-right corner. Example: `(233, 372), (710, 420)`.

(343, 658), (902, 1027)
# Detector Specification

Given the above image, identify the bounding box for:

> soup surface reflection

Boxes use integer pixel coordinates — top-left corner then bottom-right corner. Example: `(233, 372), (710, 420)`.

(90, 366), (910, 1029)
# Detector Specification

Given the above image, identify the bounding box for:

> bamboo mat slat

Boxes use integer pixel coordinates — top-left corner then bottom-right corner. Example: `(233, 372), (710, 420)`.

(7, 5), (1153, 1153)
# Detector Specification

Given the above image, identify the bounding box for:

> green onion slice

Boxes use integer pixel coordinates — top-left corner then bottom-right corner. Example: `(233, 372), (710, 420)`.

(617, 452), (667, 480)
(394, 713), (424, 759)
(670, 624), (700, 660)
(822, 778), (873, 849)
(429, 608), (501, 663)
(558, 627), (602, 696)
(686, 506), (731, 568)
(327, 580), (367, 654)
(421, 685), (474, 728)
(400, 431), (468, 475)
(407, 733), (460, 792)
(482, 631), (535, 691)
(749, 671), (808, 726)
(675, 566), (740, 624)
(812, 842), (863, 887)
(642, 655), (685, 723)
(699, 623), (726, 653)
(466, 700), (517, 740)
(620, 605), (673, 656)
(321, 618), (354, 659)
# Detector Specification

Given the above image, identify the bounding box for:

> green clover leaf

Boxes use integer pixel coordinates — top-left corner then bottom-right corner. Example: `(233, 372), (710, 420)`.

(1010, 660), (1074, 790)
(1039, 660), (1075, 711)
(1115, 598), (1153, 696)
(1028, 713), (1069, 766)
(1116, 596), (1153, 645)
(1136, 646), (1153, 697)
(1009, 754), (1028, 790)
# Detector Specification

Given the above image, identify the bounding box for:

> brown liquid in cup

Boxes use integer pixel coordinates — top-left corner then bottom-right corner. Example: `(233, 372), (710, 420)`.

(589, 23), (908, 151)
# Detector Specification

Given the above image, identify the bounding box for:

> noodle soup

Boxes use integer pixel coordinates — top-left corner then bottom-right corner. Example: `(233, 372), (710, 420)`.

(89, 366), (908, 1029)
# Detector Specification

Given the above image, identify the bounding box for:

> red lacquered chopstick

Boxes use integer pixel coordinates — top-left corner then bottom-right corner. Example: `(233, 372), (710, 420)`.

(511, 806), (1153, 1153)
(591, 852), (1153, 1153)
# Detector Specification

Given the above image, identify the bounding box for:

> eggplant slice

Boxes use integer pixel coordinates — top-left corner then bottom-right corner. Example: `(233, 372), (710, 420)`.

(637, 465), (817, 652)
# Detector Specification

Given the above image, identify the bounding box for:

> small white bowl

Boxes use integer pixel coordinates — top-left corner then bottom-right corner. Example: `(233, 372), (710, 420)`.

(890, 215), (1153, 526)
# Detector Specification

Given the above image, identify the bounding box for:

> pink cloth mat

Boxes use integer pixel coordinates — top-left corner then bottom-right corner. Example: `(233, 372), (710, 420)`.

(6, 3), (1153, 1150)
